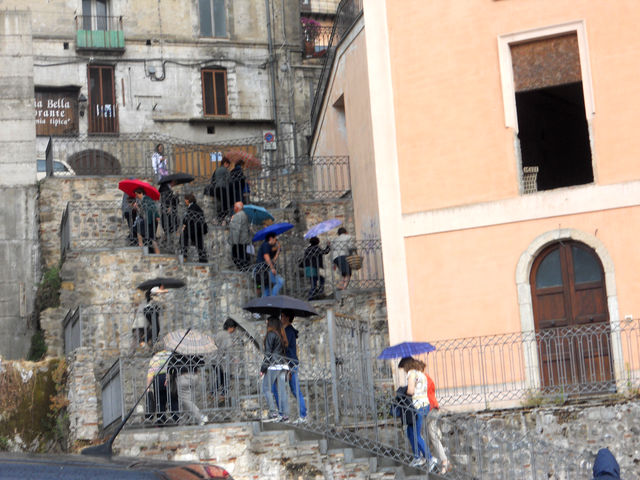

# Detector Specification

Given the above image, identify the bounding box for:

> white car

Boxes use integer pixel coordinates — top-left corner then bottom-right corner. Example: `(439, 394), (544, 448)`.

(36, 159), (75, 180)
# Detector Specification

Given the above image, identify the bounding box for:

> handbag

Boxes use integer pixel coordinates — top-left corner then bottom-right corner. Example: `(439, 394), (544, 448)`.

(346, 254), (363, 270)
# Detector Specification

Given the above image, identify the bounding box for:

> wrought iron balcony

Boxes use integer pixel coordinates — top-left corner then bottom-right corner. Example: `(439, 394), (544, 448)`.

(75, 15), (125, 51)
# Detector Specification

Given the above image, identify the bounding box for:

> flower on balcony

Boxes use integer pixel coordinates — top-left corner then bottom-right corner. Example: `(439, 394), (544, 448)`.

(300, 17), (321, 42)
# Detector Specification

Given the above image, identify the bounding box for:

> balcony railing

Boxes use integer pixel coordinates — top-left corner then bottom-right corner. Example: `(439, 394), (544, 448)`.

(75, 15), (125, 50)
(302, 25), (333, 58)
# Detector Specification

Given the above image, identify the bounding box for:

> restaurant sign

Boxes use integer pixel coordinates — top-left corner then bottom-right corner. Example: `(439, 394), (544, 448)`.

(35, 89), (79, 136)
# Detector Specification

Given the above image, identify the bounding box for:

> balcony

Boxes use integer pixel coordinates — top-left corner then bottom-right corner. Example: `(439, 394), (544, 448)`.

(75, 15), (125, 52)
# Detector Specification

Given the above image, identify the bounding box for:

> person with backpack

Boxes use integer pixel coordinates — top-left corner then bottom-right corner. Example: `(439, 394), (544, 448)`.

(180, 193), (208, 263)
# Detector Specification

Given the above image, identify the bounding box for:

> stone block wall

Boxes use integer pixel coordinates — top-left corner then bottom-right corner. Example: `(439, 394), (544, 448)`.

(67, 348), (99, 443)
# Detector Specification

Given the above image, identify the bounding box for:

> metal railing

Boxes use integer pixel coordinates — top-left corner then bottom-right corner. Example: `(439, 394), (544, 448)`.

(302, 25), (333, 58)
(420, 321), (640, 408)
(63, 302), (220, 355)
(309, 0), (363, 130)
(101, 359), (124, 428)
(75, 15), (125, 51)
(105, 333), (596, 478)
(243, 238), (384, 299)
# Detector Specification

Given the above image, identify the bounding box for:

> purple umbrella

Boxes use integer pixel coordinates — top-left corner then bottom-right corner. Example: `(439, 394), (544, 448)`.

(378, 341), (436, 360)
(304, 218), (342, 239)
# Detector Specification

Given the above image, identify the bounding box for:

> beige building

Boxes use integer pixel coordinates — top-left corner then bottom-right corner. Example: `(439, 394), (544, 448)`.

(311, 0), (640, 405)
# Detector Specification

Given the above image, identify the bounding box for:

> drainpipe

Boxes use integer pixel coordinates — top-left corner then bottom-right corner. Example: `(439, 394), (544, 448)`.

(265, 0), (279, 164)
(281, 0), (299, 163)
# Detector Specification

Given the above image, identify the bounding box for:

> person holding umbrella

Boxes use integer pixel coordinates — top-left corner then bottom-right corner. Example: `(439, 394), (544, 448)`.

(273, 310), (307, 423)
(261, 315), (289, 422)
(133, 187), (161, 254)
(229, 201), (252, 270)
(255, 232), (284, 297)
(397, 356), (436, 471)
(180, 193), (208, 263)
(132, 285), (168, 348)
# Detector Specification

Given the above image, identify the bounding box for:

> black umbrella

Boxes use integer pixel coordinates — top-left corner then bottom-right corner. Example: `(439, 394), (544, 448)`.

(243, 295), (318, 318)
(136, 277), (186, 291)
(158, 172), (195, 185)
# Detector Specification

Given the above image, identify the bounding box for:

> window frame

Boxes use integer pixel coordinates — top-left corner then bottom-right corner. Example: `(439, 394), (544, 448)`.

(497, 20), (595, 131)
(199, 0), (228, 38)
(87, 64), (119, 134)
(201, 68), (229, 117)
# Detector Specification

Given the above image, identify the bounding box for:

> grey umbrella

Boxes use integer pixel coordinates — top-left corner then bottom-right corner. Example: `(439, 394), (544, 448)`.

(243, 295), (318, 317)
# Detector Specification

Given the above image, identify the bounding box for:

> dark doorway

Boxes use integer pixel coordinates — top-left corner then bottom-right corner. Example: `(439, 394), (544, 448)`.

(88, 65), (118, 134)
(517, 82), (593, 191)
(530, 241), (613, 394)
(67, 149), (121, 175)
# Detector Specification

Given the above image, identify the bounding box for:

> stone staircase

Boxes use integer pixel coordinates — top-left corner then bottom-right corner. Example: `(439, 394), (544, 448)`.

(114, 420), (446, 480)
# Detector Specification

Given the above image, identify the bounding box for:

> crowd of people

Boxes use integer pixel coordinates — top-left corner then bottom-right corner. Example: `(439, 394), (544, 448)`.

(122, 150), (359, 299)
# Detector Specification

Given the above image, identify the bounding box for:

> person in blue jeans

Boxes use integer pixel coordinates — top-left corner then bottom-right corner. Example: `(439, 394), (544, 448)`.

(273, 310), (307, 423)
(398, 356), (436, 471)
(256, 233), (284, 297)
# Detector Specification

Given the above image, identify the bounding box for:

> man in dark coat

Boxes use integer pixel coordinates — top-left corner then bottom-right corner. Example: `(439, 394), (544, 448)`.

(180, 193), (208, 263)
(592, 448), (621, 480)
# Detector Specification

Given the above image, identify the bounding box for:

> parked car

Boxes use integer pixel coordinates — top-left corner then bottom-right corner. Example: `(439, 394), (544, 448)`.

(36, 159), (75, 180)
(0, 452), (233, 479)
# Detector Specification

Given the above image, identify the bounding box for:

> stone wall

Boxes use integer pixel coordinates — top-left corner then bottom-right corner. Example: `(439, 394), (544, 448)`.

(66, 348), (99, 443)
(0, 10), (39, 359)
(114, 423), (395, 480)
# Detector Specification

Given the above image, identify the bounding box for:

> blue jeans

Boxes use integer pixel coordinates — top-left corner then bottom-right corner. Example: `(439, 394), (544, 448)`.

(406, 406), (431, 460)
(262, 369), (289, 417)
(272, 366), (307, 418)
(262, 271), (284, 297)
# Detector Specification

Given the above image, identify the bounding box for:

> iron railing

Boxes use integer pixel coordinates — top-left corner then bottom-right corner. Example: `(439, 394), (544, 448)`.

(104, 326), (601, 477)
(101, 358), (124, 428)
(243, 238), (384, 299)
(302, 25), (333, 58)
(420, 321), (639, 408)
(309, 0), (363, 130)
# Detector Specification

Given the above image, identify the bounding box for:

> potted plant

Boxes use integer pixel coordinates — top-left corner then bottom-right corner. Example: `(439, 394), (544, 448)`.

(300, 17), (321, 57)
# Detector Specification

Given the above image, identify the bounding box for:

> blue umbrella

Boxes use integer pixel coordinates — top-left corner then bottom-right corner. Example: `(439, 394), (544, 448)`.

(304, 218), (342, 239)
(378, 341), (436, 360)
(243, 204), (275, 225)
(252, 222), (294, 242)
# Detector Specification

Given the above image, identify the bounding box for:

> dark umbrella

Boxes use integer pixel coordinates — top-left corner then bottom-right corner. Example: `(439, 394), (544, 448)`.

(158, 172), (195, 185)
(252, 222), (294, 242)
(243, 295), (318, 317)
(137, 277), (186, 291)
(118, 178), (160, 201)
(378, 341), (436, 360)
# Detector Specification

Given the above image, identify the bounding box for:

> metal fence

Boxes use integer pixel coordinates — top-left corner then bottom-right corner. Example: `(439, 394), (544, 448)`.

(419, 320), (640, 409)
(302, 25), (333, 58)
(234, 237), (384, 300)
(310, 0), (363, 130)
(62, 302), (218, 355)
(103, 320), (601, 478)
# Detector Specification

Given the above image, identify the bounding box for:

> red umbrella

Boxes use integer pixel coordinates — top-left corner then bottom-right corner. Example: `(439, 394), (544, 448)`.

(118, 178), (160, 201)
(225, 150), (261, 169)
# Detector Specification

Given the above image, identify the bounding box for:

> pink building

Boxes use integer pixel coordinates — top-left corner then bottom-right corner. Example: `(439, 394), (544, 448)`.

(311, 0), (640, 408)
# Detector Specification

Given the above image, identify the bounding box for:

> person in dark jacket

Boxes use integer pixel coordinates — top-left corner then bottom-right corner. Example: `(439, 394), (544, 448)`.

(302, 236), (330, 300)
(228, 159), (246, 205)
(180, 193), (208, 263)
(133, 188), (160, 254)
(592, 448), (621, 480)
(260, 315), (290, 422)
(272, 310), (307, 422)
(212, 156), (231, 222)
(159, 180), (179, 245)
